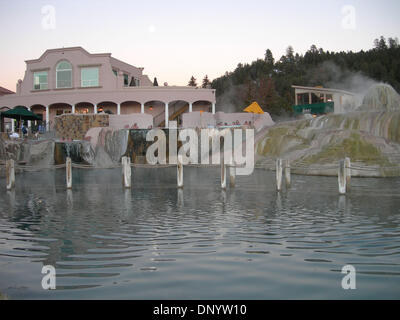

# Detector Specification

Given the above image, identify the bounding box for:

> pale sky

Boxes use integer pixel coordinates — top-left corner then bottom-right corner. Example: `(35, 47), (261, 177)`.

(0, 0), (399, 90)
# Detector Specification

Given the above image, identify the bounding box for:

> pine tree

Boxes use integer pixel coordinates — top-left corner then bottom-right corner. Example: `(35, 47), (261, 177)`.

(264, 49), (274, 65)
(202, 75), (211, 88)
(286, 46), (294, 62)
(242, 77), (256, 106)
(211, 36), (400, 117)
(188, 76), (197, 87)
(379, 36), (388, 50)
(259, 77), (281, 116)
(153, 77), (158, 86)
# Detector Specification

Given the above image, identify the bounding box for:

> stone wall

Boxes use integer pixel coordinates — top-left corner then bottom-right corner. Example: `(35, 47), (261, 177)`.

(54, 114), (109, 140)
(109, 114), (153, 130)
(182, 111), (275, 131)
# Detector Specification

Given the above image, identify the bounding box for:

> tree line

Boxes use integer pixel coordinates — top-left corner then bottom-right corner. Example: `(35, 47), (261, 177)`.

(208, 36), (400, 118)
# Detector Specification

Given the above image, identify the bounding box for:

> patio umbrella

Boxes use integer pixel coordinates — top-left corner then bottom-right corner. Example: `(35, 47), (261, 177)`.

(1, 106), (42, 132)
(1, 106), (42, 121)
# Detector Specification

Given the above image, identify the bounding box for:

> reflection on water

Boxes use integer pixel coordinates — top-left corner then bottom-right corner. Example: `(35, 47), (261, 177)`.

(0, 168), (399, 299)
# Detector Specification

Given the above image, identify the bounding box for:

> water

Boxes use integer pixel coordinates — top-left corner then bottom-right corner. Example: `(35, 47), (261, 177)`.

(0, 168), (399, 299)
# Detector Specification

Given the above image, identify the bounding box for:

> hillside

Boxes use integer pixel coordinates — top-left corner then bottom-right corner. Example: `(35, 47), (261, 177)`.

(211, 36), (400, 119)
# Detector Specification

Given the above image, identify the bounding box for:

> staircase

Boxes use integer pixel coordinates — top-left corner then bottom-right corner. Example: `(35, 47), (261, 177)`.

(154, 101), (189, 127)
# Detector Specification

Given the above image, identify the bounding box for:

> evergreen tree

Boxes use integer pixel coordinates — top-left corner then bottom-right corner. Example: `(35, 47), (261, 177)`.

(153, 77), (158, 86)
(264, 49), (274, 65)
(242, 77), (256, 106)
(188, 76), (197, 87)
(286, 46), (295, 62)
(379, 36), (388, 50)
(202, 75), (211, 88)
(211, 36), (400, 118)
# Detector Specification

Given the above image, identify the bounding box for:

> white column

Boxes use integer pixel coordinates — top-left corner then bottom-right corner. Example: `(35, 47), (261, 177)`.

(189, 103), (193, 113)
(94, 104), (98, 114)
(229, 162), (236, 187)
(141, 103), (145, 114)
(165, 102), (169, 128)
(276, 158), (283, 192)
(66, 157), (72, 189)
(72, 104), (76, 114)
(117, 103), (121, 115)
(345, 157), (351, 191)
(284, 159), (291, 188)
(221, 161), (226, 190)
(11, 119), (15, 133)
(27, 107), (31, 129)
(6, 159), (15, 191)
(212, 103), (216, 114)
(46, 106), (50, 132)
(177, 155), (183, 189)
(122, 157), (131, 188)
(338, 160), (347, 195)
(308, 92), (312, 105)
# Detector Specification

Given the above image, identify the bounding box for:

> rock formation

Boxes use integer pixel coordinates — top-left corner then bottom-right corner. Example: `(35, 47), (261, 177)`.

(256, 84), (400, 177)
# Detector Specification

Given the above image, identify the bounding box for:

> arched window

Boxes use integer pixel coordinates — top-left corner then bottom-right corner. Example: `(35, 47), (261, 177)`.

(56, 61), (72, 88)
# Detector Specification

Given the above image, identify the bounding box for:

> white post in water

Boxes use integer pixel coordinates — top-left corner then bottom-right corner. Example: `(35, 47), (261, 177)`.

(345, 157), (351, 191)
(338, 159), (347, 195)
(221, 160), (227, 190)
(276, 158), (283, 191)
(284, 159), (291, 188)
(122, 156), (131, 188)
(177, 155), (183, 188)
(66, 157), (72, 189)
(6, 159), (15, 191)
(229, 162), (236, 187)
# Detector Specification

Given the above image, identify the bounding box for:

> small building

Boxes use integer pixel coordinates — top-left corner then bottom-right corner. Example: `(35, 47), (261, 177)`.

(292, 85), (357, 115)
(0, 86), (14, 96)
(0, 86), (15, 132)
(0, 47), (216, 132)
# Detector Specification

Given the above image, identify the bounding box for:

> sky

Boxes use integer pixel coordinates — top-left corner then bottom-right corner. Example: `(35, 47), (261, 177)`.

(0, 0), (399, 90)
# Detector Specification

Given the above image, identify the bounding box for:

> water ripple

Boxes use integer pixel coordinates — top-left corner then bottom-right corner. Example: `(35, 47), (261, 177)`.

(0, 169), (399, 299)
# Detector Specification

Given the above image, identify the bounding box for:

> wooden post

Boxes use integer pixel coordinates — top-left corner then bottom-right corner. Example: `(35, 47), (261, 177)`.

(6, 159), (15, 191)
(121, 156), (126, 187)
(338, 159), (347, 195)
(122, 156), (131, 188)
(177, 155), (183, 188)
(66, 157), (72, 189)
(229, 162), (236, 187)
(276, 158), (283, 191)
(345, 157), (351, 191)
(284, 159), (291, 188)
(221, 160), (226, 190)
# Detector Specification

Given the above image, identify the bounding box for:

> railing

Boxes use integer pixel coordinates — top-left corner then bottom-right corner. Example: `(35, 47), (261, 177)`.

(153, 101), (188, 127)
(153, 110), (165, 127)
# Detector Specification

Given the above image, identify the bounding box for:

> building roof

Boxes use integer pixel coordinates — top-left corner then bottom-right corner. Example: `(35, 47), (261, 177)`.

(25, 46), (111, 64)
(0, 86), (14, 95)
(292, 85), (355, 96)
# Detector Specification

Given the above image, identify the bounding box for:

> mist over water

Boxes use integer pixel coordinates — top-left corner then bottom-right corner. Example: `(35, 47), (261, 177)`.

(0, 168), (399, 299)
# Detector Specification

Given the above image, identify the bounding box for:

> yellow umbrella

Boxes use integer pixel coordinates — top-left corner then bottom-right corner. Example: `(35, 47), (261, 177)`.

(244, 102), (264, 114)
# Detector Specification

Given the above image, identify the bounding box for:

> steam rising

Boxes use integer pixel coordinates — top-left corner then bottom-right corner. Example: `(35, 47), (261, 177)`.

(311, 61), (384, 109)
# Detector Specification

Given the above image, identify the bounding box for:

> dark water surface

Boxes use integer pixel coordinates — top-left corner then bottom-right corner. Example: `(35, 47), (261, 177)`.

(0, 168), (399, 299)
